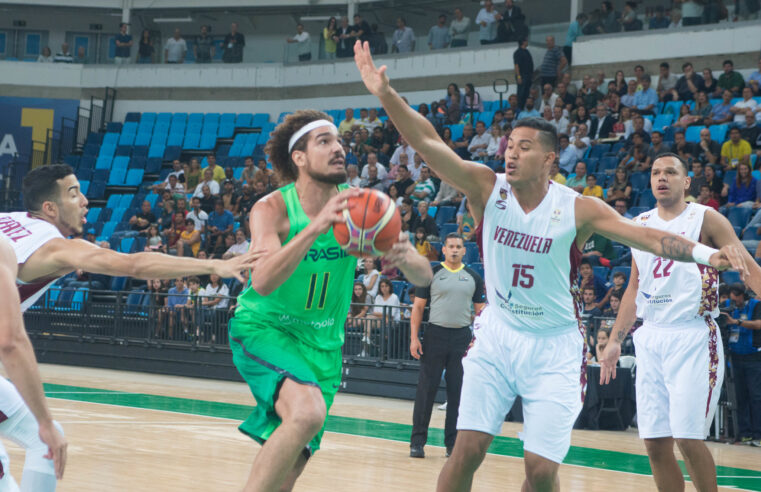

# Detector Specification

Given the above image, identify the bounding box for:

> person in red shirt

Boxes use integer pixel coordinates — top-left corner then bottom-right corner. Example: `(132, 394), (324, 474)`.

(696, 184), (720, 211)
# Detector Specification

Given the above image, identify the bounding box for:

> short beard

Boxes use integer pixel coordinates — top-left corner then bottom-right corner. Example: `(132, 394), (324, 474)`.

(306, 167), (347, 185)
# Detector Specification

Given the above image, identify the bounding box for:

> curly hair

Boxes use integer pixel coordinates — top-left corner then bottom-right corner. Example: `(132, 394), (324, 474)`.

(264, 109), (333, 184)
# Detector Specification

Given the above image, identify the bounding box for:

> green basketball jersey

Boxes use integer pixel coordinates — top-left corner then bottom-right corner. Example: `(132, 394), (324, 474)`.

(234, 182), (357, 350)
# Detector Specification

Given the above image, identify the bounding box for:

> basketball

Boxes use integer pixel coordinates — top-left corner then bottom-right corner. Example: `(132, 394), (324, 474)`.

(333, 189), (401, 257)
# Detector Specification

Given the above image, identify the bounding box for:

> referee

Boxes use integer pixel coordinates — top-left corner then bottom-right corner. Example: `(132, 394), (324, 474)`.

(409, 233), (485, 458)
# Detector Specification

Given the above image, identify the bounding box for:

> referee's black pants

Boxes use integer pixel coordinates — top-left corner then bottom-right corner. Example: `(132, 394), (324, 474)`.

(411, 324), (473, 449)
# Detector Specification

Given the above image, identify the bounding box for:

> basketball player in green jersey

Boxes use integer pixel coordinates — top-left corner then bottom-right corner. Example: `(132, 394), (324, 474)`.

(230, 110), (432, 492)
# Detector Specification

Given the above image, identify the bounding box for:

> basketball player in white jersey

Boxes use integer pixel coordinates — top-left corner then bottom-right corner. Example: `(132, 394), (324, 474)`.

(0, 236), (66, 492)
(354, 41), (748, 491)
(600, 154), (761, 492)
(0, 164), (261, 491)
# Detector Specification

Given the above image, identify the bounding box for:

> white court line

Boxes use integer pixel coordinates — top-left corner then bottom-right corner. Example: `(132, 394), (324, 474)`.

(47, 391), (143, 395)
(47, 397), (761, 489)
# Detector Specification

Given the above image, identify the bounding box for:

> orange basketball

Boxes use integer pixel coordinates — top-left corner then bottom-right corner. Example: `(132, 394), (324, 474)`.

(333, 189), (402, 257)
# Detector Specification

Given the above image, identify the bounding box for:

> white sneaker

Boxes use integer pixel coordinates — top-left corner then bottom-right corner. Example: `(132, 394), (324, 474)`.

(751, 440), (761, 447)
(438, 401), (447, 411)
(358, 349), (367, 357)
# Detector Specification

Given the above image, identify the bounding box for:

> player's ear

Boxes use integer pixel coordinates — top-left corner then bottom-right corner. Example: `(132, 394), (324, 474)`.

(291, 149), (307, 168)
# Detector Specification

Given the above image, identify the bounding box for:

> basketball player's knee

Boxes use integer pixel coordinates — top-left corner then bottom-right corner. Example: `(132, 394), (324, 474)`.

(644, 437), (674, 458)
(287, 401), (326, 436)
(452, 437), (489, 468)
(674, 437), (705, 456)
(524, 461), (557, 490)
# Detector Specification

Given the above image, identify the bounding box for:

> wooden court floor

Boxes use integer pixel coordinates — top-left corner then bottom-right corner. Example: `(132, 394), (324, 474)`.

(1, 364), (759, 491)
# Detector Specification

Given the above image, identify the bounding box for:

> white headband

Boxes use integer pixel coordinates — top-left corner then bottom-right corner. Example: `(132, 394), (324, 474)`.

(288, 119), (337, 152)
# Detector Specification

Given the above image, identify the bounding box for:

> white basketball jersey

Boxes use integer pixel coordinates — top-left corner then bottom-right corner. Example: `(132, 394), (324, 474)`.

(631, 203), (719, 324)
(480, 175), (582, 334)
(0, 212), (64, 312)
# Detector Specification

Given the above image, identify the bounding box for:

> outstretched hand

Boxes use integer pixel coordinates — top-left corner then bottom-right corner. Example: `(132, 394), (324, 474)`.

(214, 249), (267, 282)
(710, 244), (748, 279)
(599, 342), (621, 385)
(354, 40), (390, 97)
(382, 232), (415, 269)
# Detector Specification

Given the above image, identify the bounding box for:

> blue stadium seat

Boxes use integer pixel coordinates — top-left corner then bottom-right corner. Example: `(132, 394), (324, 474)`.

(118, 132), (136, 146)
(449, 124), (464, 141)
(167, 133), (184, 147)
(470, 263), (484, 279)
(599, 156), (619, 173)
(118, 194), (134, 209)
(87, 181), (106, 199)
(204, 113), (220, 125)
(148, 145), (165, 158)
(65, 154), (80, 168)
(721, 271), (741, 285)
(171, 112), (187, 124)
(723, 170), (737, 185)
(588, 144), (610, 160)
(79, 180), (90, 196)
(134, 133), (151, 146)
(220, 113), (236, 125)
(123, 121), (138, 134)
(112, 156), (130, 169)
(637, 189), (655, 208)
(115, 145), (132, 157)
(79, 155), (95, 170)
(164, 146), (181, 161)
(585, 158), (599, 174)
(187, 122), (203, 133)
(99, 144), (116, 158)
(99, 222), (117, 240)
(439, 223), (458, 237)
(119, 237), (135, 253)
(183, 133), (200, 149)
(86, 207), (101, 224)
(684, 125), (704, 143)
(156, 112), (172, 125)
(218, 123), (235, 138)
(727, 207), (752, 228)
(108, 168), (127, 186)
(252, 113), (270, 126)
(146, 158), (162, 174)
(77, 169), (93, 181)
(150, 132), (167, 146)
(435, 206), (457, 227)
(125, 112), (141, 123)
(428, 241), (442, 260)
(235, 113), (253, 128)
(199, 133), (217, 150)
(653, 114), (674, 130)
(391, 280), (406, 299)
(124, 169), (144, 186)
(95, 156), (113, 170)
(464, 242), (480, 264)
(82, 144), (99, 157)
(610, 142), (625, 155)
(106, 194), (121, 209)
(102, 132), (120, 146)
(145, 193), (159, 207)
(709, 124), (728, 143)
(141, 112), (156, 124)
(593, 266), (610, 281)
(630, 172), (649, 192)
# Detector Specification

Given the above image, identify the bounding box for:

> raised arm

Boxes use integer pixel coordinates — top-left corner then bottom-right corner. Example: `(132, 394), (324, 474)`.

(354, 41), (495, 219)
(599, 258), (639, 384)
(35, 237), (262, 283)
(702, 208), (761, 294)
(575, 196), (747, 275)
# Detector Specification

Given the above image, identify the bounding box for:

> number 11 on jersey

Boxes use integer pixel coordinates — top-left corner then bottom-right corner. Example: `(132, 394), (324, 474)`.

(306, 272), (330, 310)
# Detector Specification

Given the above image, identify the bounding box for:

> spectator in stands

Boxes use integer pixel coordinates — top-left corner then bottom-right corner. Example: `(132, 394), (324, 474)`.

(463, 83), (484, 114)
(601, 1), (621, 32)
(336, 17), (355, 58)
(512, 38), (533, 110)
(649, 5), (671, 29)
(580, 286), (603, 328)
(74, 46), (89, 64)
(570, 104), (591, 135)
(549, 106), (569, 135)
(697, 184), (721, 211)
(370, 278), (402, 334)
(286, 23), (312, 62)
(748, 58), (761, 97)
(161, 278), (189, 339)
(428, 14), (451, 50)
(705, 90), (734, 127)
(174, 218), (201, 257)
(183, 158), (201, 191)
(193, 25), (214, 64)
(655, 62), (679, 102)
(193, 169), (220, 198)
(322, 17), (338, 60)
(186, 196), (208, 231)
(338, 108), (357, 135)
(579, 257), (608, 301)
(569, 123), (590, 160)
(352, 14), (372, 44)
(54, 43), (73, 63)
(410, 166), (436, 204)
(222, 22), (245, 63)
(563, 13), (585, 65)
(390, 165), (414, 199)
(539, 35), (566, 87)
(732, 87), (760, 125)
(722, 127), (753, 170)
(466, 121), (489, 160)
(431, 180), (462, 209)
(724, 162), (757, 213)
(681, 0), (704, 25)
(668, 9), (683, 27)
(566, 161), (588, 194)
(672, 62), (705, 102)
(476, 0), (500, 44)
(129, 201), (157, 235)
(620, 2), (642, 31)
(583, 174), (603, 199)
(164, 29), (186, 64)
(556, 133), (577, 175)
(136, 29), (154, 63)
(205, 200), (234, 255)
(165, 212), (187, 254)
(114, 22), (133, 64)
(631, 74), (657, 115)
(620, 79), (638, 109)
(538, 83), (558, 113)
(411, 201), (439, 241)
(162, 174), (184, 195)
(498, 0), (527, 43)
(143, 224), (165, 252)
(620, 132), (652, 172)
(37, 46), (53, 63)
(651, 130), (671, 157)
(202, 154), (225, 184)
(391, 17), (415, 53)
(220, 179), (239, 215)
(724, 282), (761, 446)
(221, 229), (250, 260)
(740, 110), (761, 159)
(348, 282), (372, 348)
(235, 182), (259, 223)
(613, 198), (633, 218)
(606, 166), (632, 205)
(360, 164), (385, 192)
(588, 105), (614, 142)
(686, 160), (707, 199)
(517, 97), (540, 120)
(718, 59), (745, 96)
(702, 164), (724, 202)
(449, 8), (471, 48)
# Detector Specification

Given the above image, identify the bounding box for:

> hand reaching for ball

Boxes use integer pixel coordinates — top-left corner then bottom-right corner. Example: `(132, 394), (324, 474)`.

(309, 188), (361, 236)
(382, 232), (416, 268)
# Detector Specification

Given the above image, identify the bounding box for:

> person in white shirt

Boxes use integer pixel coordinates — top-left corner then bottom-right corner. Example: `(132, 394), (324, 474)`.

(362, 256), (380, 298)
(407, 154), (425, 181)
(346, 164), (361, 187)
(569, 123), (591, 160)
(371, 278), (401, 323)
(390, 138), (417, 167)
(362, 108), (383, 132)
(186, 197), (208, 231)
(730, 87), (759, 125)
(551, 106), (569, 135)
(37, 46), (54, 63)
(557, 133), (578, 175)
(164, 174), (185, 195)
(485, 125), (502, 159)
(193, 168), (220, 197)
(164, 28), (187, 63)
(475, 0), (500, 45)
(360, 152), (388, 181)
(468, 121), (491, 160)
(222, 229), (250, 259)
(286, 23), (312, 62)
(449, 7), (471, 48)
(201, 274), (230, 311)
(538, 84), (559, 114)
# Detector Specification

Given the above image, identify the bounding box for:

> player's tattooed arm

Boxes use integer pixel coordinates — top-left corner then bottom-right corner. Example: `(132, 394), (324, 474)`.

(658, 235), (694, 262)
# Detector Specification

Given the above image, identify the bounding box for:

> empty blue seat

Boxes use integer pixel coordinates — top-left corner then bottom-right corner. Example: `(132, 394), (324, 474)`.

(86, 207), (101, 223)
(148, 145), (165, 158)
(171, 113), (187, 124)
(684, 125), (704, 143)
(588, 144), (610, 160)
(87, 181), (106, 199)
(77, 168), (93, 181)
(125, 169), (144, 186)
(449, 124), (464, 141)
(119, 237), (135, 253)
(236, 113), (254, 127)
(122, 121), (138, 133)
(108, 168), (127, 186)
(112, 156), (130, 169)
(79, 155), (95, 170)
(252, 113), (270, 126)
(118, 132), (136, 146)
(106, 195), (121, 209)
(593, 266), (610, 281)
(164, 146), (181, 161)
(218, 123), (235, 138)
(167, 133), (184, 147)
(435, 206), (457, 227)
(99, 144), (116, 158)
(146, 158), (162, 174)
(599, 156), (619, 172)
(637, 189), (655, 208)
(470, 263), (484, 279)
(187, 122), (203, 133)
(115, 145), (132, 157)
(125, 112), (141, 123)
(188, 113), (204, 125)
(628, 206), (648, 217)
(204, 113), (220, 125)
(134, 133), (152, 146)
(145, 193), (159, 207)
(183, 133), (200, 149)
(79, 180), (90, 195)
(199, 133), (217, 150)
(653, 114), (674, 130)
(464, 242), (480, 264)
(721, 271), (741, 285)
(102, 132), (120, 146)
(709, 124), (728, 143)
(151, 132), (167, 146)
(156, 112), (172, 125)
(630, 172), (649, 192)
(439, 223), (458, 237)
(95, 156), (113, 170)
